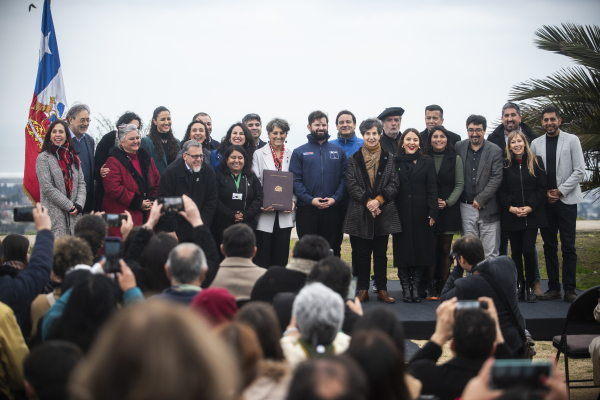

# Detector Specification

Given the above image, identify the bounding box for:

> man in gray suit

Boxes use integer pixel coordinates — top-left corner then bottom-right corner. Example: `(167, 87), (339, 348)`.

(455, 115), (503, 259)
(530, 106), (585, 303)
(67, 103), (95, 213)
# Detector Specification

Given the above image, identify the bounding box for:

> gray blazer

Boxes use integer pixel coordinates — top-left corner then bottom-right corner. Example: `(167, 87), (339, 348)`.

(530, 130), (585, 205)
(455, 139), (503, 222)
(36, 151), (86, 237)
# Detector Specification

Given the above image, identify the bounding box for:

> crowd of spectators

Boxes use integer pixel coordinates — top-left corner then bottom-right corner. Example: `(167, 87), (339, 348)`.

(0, 199), (576, 400)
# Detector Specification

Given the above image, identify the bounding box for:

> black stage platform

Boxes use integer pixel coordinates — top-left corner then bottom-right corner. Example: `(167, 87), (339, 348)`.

(362, 280), (584, 341)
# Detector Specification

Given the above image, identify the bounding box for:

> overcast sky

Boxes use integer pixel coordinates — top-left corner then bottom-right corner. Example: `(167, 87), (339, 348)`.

(1, 0), (599, 175)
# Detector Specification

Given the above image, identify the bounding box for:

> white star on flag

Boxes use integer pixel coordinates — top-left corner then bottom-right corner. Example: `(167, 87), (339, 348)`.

(39, 31), (52, 62)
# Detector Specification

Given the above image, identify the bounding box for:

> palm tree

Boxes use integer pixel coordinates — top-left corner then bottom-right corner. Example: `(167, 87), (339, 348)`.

(509, 23), (600, 195)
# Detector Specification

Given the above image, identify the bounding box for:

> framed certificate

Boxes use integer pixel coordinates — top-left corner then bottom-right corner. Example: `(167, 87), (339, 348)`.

(262, 171), (294, 211)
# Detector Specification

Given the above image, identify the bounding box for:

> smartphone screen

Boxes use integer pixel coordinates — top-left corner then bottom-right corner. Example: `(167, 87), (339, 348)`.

(159, 197), (184, 213)
(347, 277), (358, 300)
(103, 213), (127, 228)
(104, 237), (122, 273)
(14, 206), (35, 222)
(456, 300), (488, 311)
(490, 360), (551, 390)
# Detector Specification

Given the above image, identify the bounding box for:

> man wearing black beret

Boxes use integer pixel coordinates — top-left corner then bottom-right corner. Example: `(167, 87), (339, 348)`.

(377, 107), (404, 156)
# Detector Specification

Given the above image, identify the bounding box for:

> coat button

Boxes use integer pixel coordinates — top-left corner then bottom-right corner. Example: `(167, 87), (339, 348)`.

(408, 195), (411, 198)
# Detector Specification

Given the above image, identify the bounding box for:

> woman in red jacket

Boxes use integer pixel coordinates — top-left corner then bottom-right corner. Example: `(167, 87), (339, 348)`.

(103, 124), (160, 235)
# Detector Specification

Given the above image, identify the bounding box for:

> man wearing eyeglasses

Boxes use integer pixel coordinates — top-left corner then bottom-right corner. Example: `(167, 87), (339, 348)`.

(157, 140), (218, 239)
(66, 103), (95, 213)
(455, 115), (503, 259)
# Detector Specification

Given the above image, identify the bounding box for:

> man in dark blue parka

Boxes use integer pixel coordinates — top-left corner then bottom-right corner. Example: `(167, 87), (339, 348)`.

(289, 110), (347, 249)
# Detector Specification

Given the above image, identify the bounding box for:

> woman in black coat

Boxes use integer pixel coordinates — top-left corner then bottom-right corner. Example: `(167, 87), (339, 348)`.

(393, 128), (438, 303)
(498, 131), (547, 303)
(426, 126), (464, 300)
(214, 145), (264, 250)
(343, 118), (402, 304)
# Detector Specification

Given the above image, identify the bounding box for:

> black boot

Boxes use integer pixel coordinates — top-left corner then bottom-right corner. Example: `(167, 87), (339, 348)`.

(399, 268), (412, 303)
(412, 267), (423, 303)
(426, 280), (439, 300)
(526, 282), (537, 303)
(517, 280), (525, 302)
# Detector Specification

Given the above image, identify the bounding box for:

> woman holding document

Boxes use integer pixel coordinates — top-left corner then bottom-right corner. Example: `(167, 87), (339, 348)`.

(252, 118), (296, 268)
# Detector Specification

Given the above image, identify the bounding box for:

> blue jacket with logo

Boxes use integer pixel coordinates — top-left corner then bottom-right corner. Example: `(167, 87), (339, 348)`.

(330, 133), (364, 157)
(330, 133), (363, 208)
(289, 134), (347, 207)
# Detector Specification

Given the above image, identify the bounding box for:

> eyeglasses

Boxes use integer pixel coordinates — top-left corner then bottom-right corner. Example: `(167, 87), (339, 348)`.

(78, 118), (91, 123)
(185, 153), (203, 160)
(467, 128), (484, 134)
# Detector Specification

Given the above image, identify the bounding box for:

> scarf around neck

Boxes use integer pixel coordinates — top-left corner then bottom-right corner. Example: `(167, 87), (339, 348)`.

(362, 143), (381, 188)
(50, 143), (80, 199)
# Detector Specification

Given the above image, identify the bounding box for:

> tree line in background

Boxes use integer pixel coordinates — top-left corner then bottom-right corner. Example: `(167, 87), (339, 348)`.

(511, 23), (600, 196)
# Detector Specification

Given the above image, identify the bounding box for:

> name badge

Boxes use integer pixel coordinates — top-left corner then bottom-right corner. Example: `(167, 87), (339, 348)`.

(232, 193), (243, 200)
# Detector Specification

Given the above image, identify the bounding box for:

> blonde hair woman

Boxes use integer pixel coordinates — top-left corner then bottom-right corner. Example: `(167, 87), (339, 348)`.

(498, 131), (547, 302)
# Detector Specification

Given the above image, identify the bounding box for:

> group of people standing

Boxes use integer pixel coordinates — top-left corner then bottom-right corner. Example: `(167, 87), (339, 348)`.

(35, 101), (585, 305)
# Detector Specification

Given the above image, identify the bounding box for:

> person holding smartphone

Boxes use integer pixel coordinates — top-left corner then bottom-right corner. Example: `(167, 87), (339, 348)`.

(343, 118), (401, 304)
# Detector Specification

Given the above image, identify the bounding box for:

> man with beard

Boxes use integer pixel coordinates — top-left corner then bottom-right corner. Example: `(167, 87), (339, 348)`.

(377, 107), (404, 156)
(455, 115), (503, 259)
(487, 102), (537, 156)
(330, 110), (363, 260)
(530, 106), (585, 303)
(420, 105), (462, 147)
(157, 140), (218, 239)
(193, 112), (220, 151)
(242, 113), (267, 150)
(290, 110), (347, 248)
(487, 102), (541, 293)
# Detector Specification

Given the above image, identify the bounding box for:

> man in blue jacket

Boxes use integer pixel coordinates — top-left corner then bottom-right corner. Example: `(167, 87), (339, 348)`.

(330, 110), (363, 263)
(0, 203), (53, 335)
(290, 110), (348, 248)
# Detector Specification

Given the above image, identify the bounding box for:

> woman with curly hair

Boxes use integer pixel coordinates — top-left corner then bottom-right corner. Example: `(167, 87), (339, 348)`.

(210, 122), (254, 169)
(140, 106), (180, 176)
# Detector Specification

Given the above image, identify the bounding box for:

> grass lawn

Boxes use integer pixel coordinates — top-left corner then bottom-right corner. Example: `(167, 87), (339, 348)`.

(289, 231), (600, 399)
(291, 231), (600, 290)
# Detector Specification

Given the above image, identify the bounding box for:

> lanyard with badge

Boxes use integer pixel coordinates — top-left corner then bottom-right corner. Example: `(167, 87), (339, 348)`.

(231, 173), (244, 204)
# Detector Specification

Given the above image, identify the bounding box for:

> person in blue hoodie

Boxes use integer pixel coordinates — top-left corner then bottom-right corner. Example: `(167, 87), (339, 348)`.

(330, 110), (363, 264)
(289, 110), (348, 248)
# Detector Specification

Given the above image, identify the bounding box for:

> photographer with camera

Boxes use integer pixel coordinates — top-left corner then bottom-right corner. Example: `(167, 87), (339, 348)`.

(409, 297), (512, 400)
(440, 235), (528, 358)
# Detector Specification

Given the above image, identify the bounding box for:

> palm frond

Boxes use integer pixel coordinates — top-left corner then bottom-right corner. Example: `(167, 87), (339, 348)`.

(535, 23), (600, 71)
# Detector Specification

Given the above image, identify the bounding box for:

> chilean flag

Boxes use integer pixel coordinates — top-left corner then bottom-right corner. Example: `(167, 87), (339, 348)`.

(23, 0), (68, 203)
